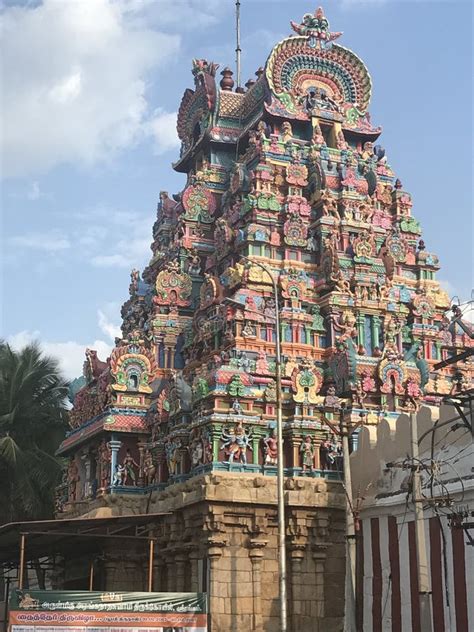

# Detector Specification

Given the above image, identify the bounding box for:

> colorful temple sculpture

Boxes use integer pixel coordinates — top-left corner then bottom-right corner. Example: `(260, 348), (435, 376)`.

(56, 8), (472, 631)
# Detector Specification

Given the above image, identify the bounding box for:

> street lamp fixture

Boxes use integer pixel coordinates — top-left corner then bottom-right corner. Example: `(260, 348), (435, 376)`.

(225, 255), (288, 632)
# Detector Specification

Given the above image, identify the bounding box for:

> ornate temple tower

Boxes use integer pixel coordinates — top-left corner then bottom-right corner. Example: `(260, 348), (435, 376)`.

(57, 8), (472, 631)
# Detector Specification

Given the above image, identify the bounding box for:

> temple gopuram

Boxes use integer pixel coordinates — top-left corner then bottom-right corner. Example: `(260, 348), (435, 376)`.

(56, 8), (472, 631)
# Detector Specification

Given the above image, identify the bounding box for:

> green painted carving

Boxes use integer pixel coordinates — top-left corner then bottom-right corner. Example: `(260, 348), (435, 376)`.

(228, 375), (246, 397)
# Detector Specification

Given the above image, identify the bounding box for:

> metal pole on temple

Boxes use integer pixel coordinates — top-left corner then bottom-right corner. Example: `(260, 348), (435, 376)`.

(147, 538), (155, 592)
(239, 256), (287, 631)
(410, 410), (434, 630)
(273, 269), (288, 632)
(340, 408), (356, 632)
(235, 0), (241, 88)
(19, 534), (26, 589)
(89, 560), (94, 591)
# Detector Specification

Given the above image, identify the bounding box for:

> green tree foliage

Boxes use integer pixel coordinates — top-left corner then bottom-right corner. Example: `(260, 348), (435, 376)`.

(0, 342), (69, 523)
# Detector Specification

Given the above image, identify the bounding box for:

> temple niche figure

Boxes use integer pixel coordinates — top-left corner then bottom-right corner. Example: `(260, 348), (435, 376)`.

(319, 438), (339, 471)
(221, 420), (252, 464)
(300, 436), (315, 473)
(122, 449), (139, 486)
(263, 428), (278, 466)
(67, 459), (79, 501)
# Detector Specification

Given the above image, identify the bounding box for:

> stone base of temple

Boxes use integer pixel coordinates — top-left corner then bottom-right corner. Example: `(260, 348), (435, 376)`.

(59, 473), (346, 632)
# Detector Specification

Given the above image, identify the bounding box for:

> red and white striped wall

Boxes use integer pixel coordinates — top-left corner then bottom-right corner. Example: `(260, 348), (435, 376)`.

(356, 514), (473, 632)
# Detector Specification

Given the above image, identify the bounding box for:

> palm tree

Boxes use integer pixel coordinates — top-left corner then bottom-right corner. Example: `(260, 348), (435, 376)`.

(0, 341), (69, 523)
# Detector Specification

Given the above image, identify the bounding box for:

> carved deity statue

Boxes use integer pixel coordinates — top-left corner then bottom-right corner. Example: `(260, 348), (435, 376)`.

(221, 420), (252, 464)
(112, 464), (126, 486)
(67, 459), (80, 501)
(320, 189), (339, 220)
(281, 121), (293, 143)
(122, 449), (139, 486)
(143, 451), (156, 486)
(263, 428), (278, 466)
(300, 436), (315, 472)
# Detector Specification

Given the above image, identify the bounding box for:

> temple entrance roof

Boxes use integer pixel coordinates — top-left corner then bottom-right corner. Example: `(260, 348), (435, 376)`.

(0, 513), (168, 567)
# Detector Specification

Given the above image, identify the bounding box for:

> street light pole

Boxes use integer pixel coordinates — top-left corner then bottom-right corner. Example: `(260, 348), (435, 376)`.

(410, 410), (433, 631)
(237, 255), (287, 632)
(339, 407), (356, 632)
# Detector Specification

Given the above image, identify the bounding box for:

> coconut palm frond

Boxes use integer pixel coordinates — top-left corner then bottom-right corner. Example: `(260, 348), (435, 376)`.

(0, 341), (69, 522)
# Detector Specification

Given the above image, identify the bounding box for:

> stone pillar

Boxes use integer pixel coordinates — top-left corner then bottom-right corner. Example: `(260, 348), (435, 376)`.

(290, 543), (305, 631)
(188, 549), (201, 592)
(212, 431), (220, 462)
(137, 441), (145, 487)
(312, 545), (328, 620)
(153, 558), (165, 592)
(175, 554), (187, 592)
(313, 438), (321, 470)
(248, 539), (267, 631)
(165, 555), (176, 591)
(372, 315), (381, 350)
(356, 312), (365, 349)
(290, 437), (300, 470)
(103, 556), (119, 590)
(252, 433), (260, 465)
(109, 438), (122, 489)
(207, 538), (226, 632)
(80, 452), (91, 498)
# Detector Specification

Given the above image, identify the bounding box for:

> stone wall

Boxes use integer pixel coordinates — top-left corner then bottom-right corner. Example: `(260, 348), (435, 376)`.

(61, 473), (346, 632)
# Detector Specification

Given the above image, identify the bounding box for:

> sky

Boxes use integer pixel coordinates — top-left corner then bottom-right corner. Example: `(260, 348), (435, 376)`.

(1, 0), (473, 380)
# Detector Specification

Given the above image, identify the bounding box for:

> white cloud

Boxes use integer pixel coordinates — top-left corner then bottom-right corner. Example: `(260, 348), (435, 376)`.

(98, 305), (122, 342)
(49, 68), (82, 105)
(27, 181), (42, 200)
(340, 0), (388, 6)
(1, 0), (181, 178)
(90, 233), (150, 268)
(9, 230), (71, 251)
(438, 279), (472, 305)
(7, 330), (113, 381)
(6, 202), (152, 269)
(98, 310), (121, 342)
(118, 0), (231, 30)
(148, 110), (180, 155)
(82, 209), (151, 269)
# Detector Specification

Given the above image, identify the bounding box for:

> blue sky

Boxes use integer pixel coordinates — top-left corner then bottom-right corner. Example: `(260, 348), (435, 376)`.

(1, 0), (472, 379)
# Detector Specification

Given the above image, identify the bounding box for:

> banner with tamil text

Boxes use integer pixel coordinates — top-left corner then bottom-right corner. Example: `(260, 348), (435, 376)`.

(9, 589), (207, 632)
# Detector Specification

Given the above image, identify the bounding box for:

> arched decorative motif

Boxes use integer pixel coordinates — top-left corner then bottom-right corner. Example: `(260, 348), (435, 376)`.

(283, 216), (308, 247)
(291, 361), (323, 404)
(352, 229), (376, 259)
(199, 273), (222, 309)
(412, 292), (435, 319)
(265, 8), (372, 123)
(280, 268), (311, 300)
(176, 59), (218, 156)
(378, 358), (406, 395)
(286, 163), (308, 187)
(110, 344), (157, 394)
(182, 181), (216, 223)
(155, 262), (192, 307)
(191, 59), (219, 110)
(266, 41), (371, 111)
(380, 228), (407, 266)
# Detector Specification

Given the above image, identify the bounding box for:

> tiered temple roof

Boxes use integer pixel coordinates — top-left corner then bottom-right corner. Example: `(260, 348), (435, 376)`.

(57, 7), (472, 509)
